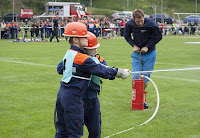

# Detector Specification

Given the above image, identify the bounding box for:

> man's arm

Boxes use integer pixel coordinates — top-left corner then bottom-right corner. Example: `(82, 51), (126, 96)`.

(146, 22), (162, 48)
(124, 23), (135, 47)
(124, 22), (140, 53)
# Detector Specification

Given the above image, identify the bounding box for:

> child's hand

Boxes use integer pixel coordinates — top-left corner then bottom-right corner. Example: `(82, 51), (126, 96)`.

(116, 68), (131, 79)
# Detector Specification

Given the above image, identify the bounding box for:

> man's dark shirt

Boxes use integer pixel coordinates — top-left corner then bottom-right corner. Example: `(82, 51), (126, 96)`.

(124, 18), (162, 52)
(53, 19), (58, 29)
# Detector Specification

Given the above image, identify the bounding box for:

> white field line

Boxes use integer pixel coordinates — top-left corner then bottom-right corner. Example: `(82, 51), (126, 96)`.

(152, 75), (200, 82)
(131, 67), (200, 74)
(184, 42), (200, 44)
(1, 58), (200, 67)
(1, 59), (200, 82)
(170, 36), (200, 38)
(1, 59), (200, 71)
(0, 59), (56, 67)
(156, 62), (200, 67)
(104, 127), (135, 138)
(105, 60), (200, 67)
(0, 57), (62, 59)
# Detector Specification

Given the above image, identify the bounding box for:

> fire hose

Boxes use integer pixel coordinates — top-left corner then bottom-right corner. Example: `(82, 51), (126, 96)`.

(54, 75), (160, 135)
(104, 75), (159, 138)
(138, 75), (159, 126)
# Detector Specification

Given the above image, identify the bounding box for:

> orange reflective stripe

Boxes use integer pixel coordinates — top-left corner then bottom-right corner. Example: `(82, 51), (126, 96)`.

(74, 53), (89, 65)
(96, 55), (104, 63)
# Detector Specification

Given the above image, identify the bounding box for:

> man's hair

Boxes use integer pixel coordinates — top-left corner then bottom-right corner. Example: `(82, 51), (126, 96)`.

(132, 9), (144, 19)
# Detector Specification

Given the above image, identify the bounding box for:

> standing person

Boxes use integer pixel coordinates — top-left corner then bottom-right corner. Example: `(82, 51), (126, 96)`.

(44, 21), (48, 38)
(60, 21), (65, 37)
(5, 22), (10, 39)
(30, 20), (36, 41)
(15, 23), (19, 39)
(124, 9), (162, 109)
(94, 19), (100, 37)
(116, 20), (121, 36)
(120, 20), (126, 36)
(50, 15), (59, 42)
(163, 22), (168, 36)
(55, 22), (130, 138)
(24, 20), (29, 38)
(40, 20), (45, 41)
(47, 19), (52, 38)
(1, 20), (6, 39)
(57, 20), (61, 37)
(35, 19), (40, 38)
(57, 32), (109, 138)
(87, 19), (95, 34)
(10, 20), (16, 39)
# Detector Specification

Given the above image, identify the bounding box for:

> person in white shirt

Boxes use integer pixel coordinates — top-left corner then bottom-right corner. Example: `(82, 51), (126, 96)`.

(1, 20), (6, 39)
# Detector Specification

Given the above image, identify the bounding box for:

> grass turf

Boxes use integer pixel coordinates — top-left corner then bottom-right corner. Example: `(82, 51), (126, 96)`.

(0, 36), (200, 138)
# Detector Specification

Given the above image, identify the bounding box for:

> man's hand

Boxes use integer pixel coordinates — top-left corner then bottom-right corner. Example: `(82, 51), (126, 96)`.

(141, 46), (148, 53)
(116, 68), (131, 79)
(133, 45), (140, 53)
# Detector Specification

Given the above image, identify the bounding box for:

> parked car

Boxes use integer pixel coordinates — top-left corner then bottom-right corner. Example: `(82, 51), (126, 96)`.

(183, 15), (200, 23)
(3, 12), (19, 22)
(149, 13), (175, 24)
(110, 11), (132, 20)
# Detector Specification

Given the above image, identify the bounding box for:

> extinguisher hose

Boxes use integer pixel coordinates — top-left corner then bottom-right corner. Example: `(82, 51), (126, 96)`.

(54, 75), (160, 135)
(139, 75), (160, 126)
(104, 75), (159, 138)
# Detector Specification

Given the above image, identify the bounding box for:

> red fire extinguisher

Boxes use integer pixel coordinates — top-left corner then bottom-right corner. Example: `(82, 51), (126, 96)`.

(132, 52), (147, 110)
(132, 75), (147, 110)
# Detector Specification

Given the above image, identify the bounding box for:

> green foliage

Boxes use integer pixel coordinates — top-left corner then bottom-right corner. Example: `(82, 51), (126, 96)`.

(19, 0), (45, 14)
(87, 7), (117, 17)
(0, 0), (199, 17)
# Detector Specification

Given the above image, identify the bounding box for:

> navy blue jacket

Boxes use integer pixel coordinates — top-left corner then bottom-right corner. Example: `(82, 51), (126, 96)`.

(57, 45), (117, 96)
(124, 18), (162, 52)
(57, 54), (107, 99)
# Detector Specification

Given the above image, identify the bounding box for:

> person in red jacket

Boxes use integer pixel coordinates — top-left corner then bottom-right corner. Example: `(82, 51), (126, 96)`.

(120, 20), (126, 36)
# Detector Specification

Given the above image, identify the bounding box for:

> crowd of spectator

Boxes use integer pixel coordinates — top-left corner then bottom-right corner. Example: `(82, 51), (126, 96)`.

(0, 16), (200, 40)
(0, 16), (129, 40)
(157, 21), (199, 36)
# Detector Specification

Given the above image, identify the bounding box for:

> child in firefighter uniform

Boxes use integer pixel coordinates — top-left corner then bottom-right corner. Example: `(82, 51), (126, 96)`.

(55, 22), (130, 138)
(57, 31), (110, 138)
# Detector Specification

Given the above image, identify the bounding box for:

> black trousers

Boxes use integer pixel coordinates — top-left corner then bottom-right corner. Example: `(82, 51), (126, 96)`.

(50, 28), (59, 41)
(1, 31), (5, 39)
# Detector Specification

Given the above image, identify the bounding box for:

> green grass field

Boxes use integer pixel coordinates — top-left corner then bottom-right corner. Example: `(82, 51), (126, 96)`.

(0, 36), (200, 138)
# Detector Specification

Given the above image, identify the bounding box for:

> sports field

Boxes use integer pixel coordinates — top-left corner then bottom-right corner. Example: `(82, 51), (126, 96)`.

(0, 36), (200, 138)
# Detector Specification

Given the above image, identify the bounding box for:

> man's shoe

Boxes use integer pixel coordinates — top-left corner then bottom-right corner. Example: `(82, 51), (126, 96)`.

(144, 103), (148, 109)
(57, 39), (60, 42)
